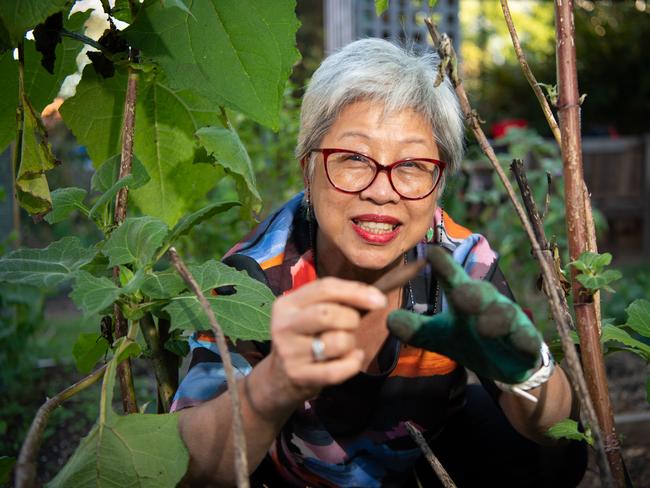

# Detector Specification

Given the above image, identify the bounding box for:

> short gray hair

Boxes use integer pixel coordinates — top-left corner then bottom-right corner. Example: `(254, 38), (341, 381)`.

(296, 38), (464, 180)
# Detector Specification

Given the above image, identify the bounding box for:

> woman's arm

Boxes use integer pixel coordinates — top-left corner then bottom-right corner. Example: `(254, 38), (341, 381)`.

(178, 278), (387, 486)
(499, 366), (575, 445)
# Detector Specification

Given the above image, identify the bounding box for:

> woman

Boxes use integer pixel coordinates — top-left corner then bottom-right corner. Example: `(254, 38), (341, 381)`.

(174, 39), (586, 487)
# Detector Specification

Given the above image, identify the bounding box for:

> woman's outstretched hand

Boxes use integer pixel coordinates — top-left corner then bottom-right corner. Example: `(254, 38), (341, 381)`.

(387, 247), (543, 384)
(267, 277), (387, 406)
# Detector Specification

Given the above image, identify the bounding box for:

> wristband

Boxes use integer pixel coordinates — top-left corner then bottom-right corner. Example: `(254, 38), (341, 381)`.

(494, 341), (555, 403)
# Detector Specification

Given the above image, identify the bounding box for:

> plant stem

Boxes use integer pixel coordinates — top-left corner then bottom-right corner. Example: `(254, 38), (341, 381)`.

(168, 247), (249, 488)
(112, 65), (140, 414)
(15, 364), (107, 488)
(499, 0), (562, 147)
(424, 18), (614, 487)
(405, 422), (456, 488)
(58, 29), (111, 55)
(554, 1), (623, 484)
(12, 42), (25, 249)
(140, 313), (176, 413)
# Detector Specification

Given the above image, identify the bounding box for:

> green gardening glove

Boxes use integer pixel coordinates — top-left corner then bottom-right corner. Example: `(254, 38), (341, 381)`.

(387, 247), (543, 384)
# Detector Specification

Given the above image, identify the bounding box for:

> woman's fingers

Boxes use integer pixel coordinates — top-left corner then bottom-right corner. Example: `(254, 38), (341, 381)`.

(280, 277), (386, 311)
(292, 303), (361, 334)
(287, 349), (365, 388)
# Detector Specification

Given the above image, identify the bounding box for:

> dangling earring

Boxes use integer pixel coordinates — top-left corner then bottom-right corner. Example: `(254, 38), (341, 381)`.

(426, 226), (434, 243)
(305, 186), (312, 222)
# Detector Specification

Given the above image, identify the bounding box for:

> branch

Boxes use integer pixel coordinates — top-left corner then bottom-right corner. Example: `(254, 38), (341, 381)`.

(499, 0), (562, 147)
(112, 65), (140, 414)
(15, 364), (107, 488)
(168, 247), (249, 488)
(405, 422), (456, 488)
(424, 18), (614, 487)
(58, 29), (111, 55)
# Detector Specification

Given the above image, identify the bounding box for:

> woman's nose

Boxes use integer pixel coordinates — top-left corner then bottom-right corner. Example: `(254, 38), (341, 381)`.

(359, 167), (400, 204)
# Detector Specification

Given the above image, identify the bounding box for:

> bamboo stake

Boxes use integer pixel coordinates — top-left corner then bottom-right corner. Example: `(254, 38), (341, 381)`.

(424, 18), (614, 487)
(112, 65), (140, 414)
(168, 247), (249, 488)
(554, 1), (623, 483)
(405, 422), (457, 488)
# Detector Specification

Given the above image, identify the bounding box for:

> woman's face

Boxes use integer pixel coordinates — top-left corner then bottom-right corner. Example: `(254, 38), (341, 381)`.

(309, 100), (441, 277)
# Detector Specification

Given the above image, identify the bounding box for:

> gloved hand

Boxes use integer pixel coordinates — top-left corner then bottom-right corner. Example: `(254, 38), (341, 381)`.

(387, 246), (543, 384)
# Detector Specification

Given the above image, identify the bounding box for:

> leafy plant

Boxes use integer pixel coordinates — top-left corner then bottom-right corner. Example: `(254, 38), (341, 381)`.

(569, 251), (622, 294)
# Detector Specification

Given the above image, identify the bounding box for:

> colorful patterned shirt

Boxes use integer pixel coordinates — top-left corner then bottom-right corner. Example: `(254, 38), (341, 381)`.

(172, 193), (501, 487)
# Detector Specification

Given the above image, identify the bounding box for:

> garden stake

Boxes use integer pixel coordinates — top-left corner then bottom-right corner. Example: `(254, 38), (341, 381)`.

(425, 17), (615, 487)
(554, 0), (624, 483)
(168, 247), (250, 488)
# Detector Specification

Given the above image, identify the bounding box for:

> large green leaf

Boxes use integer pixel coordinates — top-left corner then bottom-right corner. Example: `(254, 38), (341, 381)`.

(72, 332), (110, 374)
(601, 323), (650, 361)
(47, 341), (189, 488)
(91, 153), (150, 193)
(546, 418), (593, 446)
(0, 237), (96, 288)
(124, 0), (300, 129)
(163, 200), (240, 249)
(0, 0), (69, 49)
(102, 217), (168, 268)
(141, 270), (186, 299)
(0, 11), (90, 153)
(60, 68), (223, 226)
(195, 127), (261, 211)
(44, 187), (89, 224)
(163, 260), (274, 340)
(69, 270), (123, 316)
(625, 299), (650, 338)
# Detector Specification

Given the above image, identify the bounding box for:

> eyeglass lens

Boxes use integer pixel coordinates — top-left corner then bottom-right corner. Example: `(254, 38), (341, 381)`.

(325, 151), (440, 199)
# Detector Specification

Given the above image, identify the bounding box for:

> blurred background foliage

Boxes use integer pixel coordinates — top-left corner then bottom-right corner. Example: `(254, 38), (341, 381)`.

(1, 1), (649, 478)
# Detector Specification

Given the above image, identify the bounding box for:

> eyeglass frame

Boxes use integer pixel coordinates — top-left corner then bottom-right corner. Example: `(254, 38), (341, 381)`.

(304, 148), (447, 200)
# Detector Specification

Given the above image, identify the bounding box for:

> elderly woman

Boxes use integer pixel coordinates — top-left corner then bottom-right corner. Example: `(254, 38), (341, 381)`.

(174, 39), (586, 487)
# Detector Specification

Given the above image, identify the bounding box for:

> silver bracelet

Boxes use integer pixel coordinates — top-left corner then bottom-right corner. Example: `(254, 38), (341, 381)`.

(494, 342), (555, 404)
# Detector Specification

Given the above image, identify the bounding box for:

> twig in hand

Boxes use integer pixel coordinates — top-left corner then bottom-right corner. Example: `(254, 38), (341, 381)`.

(499, 0), (561, 147)
(405, 421), (457, 488)
(373, 259), (426, 294)
(424, 19), (614, 487)
(15, 364), (107, 488)
(168, 247), (249, 488)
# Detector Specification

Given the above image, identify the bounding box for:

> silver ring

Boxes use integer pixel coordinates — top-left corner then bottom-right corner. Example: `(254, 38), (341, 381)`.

(311, 336), (326, 362)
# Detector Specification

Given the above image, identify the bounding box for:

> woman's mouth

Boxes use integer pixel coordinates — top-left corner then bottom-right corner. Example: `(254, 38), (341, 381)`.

(351, 215), (401, 243)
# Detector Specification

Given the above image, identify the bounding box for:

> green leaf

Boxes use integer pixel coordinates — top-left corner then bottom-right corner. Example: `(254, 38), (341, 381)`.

(164, 200), (240, 249)
(91, 153), (150, 193)
(124, 0), (300, 130)
(88, 173), (135, 221)
(375, 0), (389, 16)
(72, 333), (110, 374)
(141, 270), (186, 299)
(163, 260), (274, 340)
(162, 0), (194, 18)
(569, 251), (612, 273)
(164, 337), (189, 357)
(44, 187), (89, 224)
(0, 12), (89, 154)
(601, 323), (650, 361)
(0, 237), (97, 288)
(546, 418), (593, 445)
(625, 299), (650, 338)
(576, 269), (622, 293)
(0, 0), (69, 49)
(195, 127), (261, 211)
(15, 97), (58, 216)
(103, 217), (168, 268)
(60, 68), (223, 226)
(47, 353), (188, 488)
(69, 271), (123, 316)
(0, 456), (15, 486)
(114, 339), (142, 363)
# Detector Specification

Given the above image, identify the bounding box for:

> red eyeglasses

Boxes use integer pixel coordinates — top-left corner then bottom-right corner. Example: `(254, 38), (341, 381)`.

(306, 148), (446, 200)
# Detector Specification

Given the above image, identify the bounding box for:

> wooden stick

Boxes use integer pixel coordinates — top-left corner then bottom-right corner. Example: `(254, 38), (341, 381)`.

(168, 247), (249, 488)
(405, 421), (457, 488)
(424, 17), (614, 487)
(373, 259), (426, 293)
